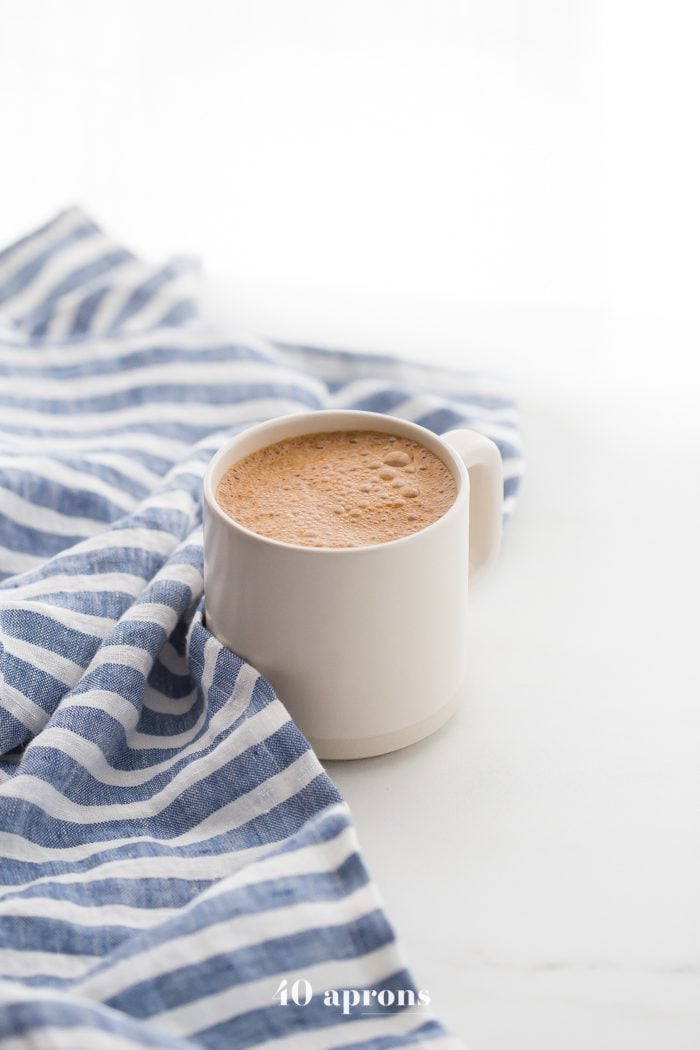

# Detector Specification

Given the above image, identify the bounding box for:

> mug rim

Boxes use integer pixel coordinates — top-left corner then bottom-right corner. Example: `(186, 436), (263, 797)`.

(202, 409), (469, 555)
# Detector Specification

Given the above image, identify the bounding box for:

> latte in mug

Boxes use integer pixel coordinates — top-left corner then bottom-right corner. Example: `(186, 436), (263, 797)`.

(215, 429), (457, 548)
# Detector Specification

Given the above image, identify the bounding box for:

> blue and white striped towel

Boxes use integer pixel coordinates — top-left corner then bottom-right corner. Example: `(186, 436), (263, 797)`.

(0, 210), (522, 1049)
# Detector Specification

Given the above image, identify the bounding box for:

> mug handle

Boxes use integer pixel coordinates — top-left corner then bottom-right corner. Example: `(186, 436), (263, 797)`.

(442, 429), (503, 582)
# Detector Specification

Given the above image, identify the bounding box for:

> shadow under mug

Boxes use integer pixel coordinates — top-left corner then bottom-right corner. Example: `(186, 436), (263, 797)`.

(202, 410), (503, 759)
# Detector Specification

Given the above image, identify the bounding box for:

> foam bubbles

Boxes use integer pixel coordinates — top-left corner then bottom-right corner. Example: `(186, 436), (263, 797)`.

(383, 450), (411, 467)
(216, 429), (457, 548)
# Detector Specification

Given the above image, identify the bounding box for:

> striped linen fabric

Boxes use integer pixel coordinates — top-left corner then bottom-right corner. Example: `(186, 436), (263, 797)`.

(0, 209), (522, 1049)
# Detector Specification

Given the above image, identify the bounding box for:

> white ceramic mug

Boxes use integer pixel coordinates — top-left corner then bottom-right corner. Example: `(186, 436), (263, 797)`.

(203, 410), (503, 759)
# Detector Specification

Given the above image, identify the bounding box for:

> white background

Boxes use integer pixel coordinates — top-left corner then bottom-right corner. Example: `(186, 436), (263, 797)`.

(1, 0), (699, 323)
(1, 3), (700, 1049)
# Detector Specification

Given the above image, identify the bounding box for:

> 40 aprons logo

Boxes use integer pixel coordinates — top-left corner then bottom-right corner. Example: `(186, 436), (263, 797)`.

(273, 977), (431, 1016)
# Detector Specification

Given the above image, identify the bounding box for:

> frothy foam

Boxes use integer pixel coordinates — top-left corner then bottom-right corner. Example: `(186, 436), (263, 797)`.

(215, 429), (457, 548)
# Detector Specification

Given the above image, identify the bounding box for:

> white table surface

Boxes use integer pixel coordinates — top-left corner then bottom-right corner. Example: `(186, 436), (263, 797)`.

(202, 279), (700, 1050)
